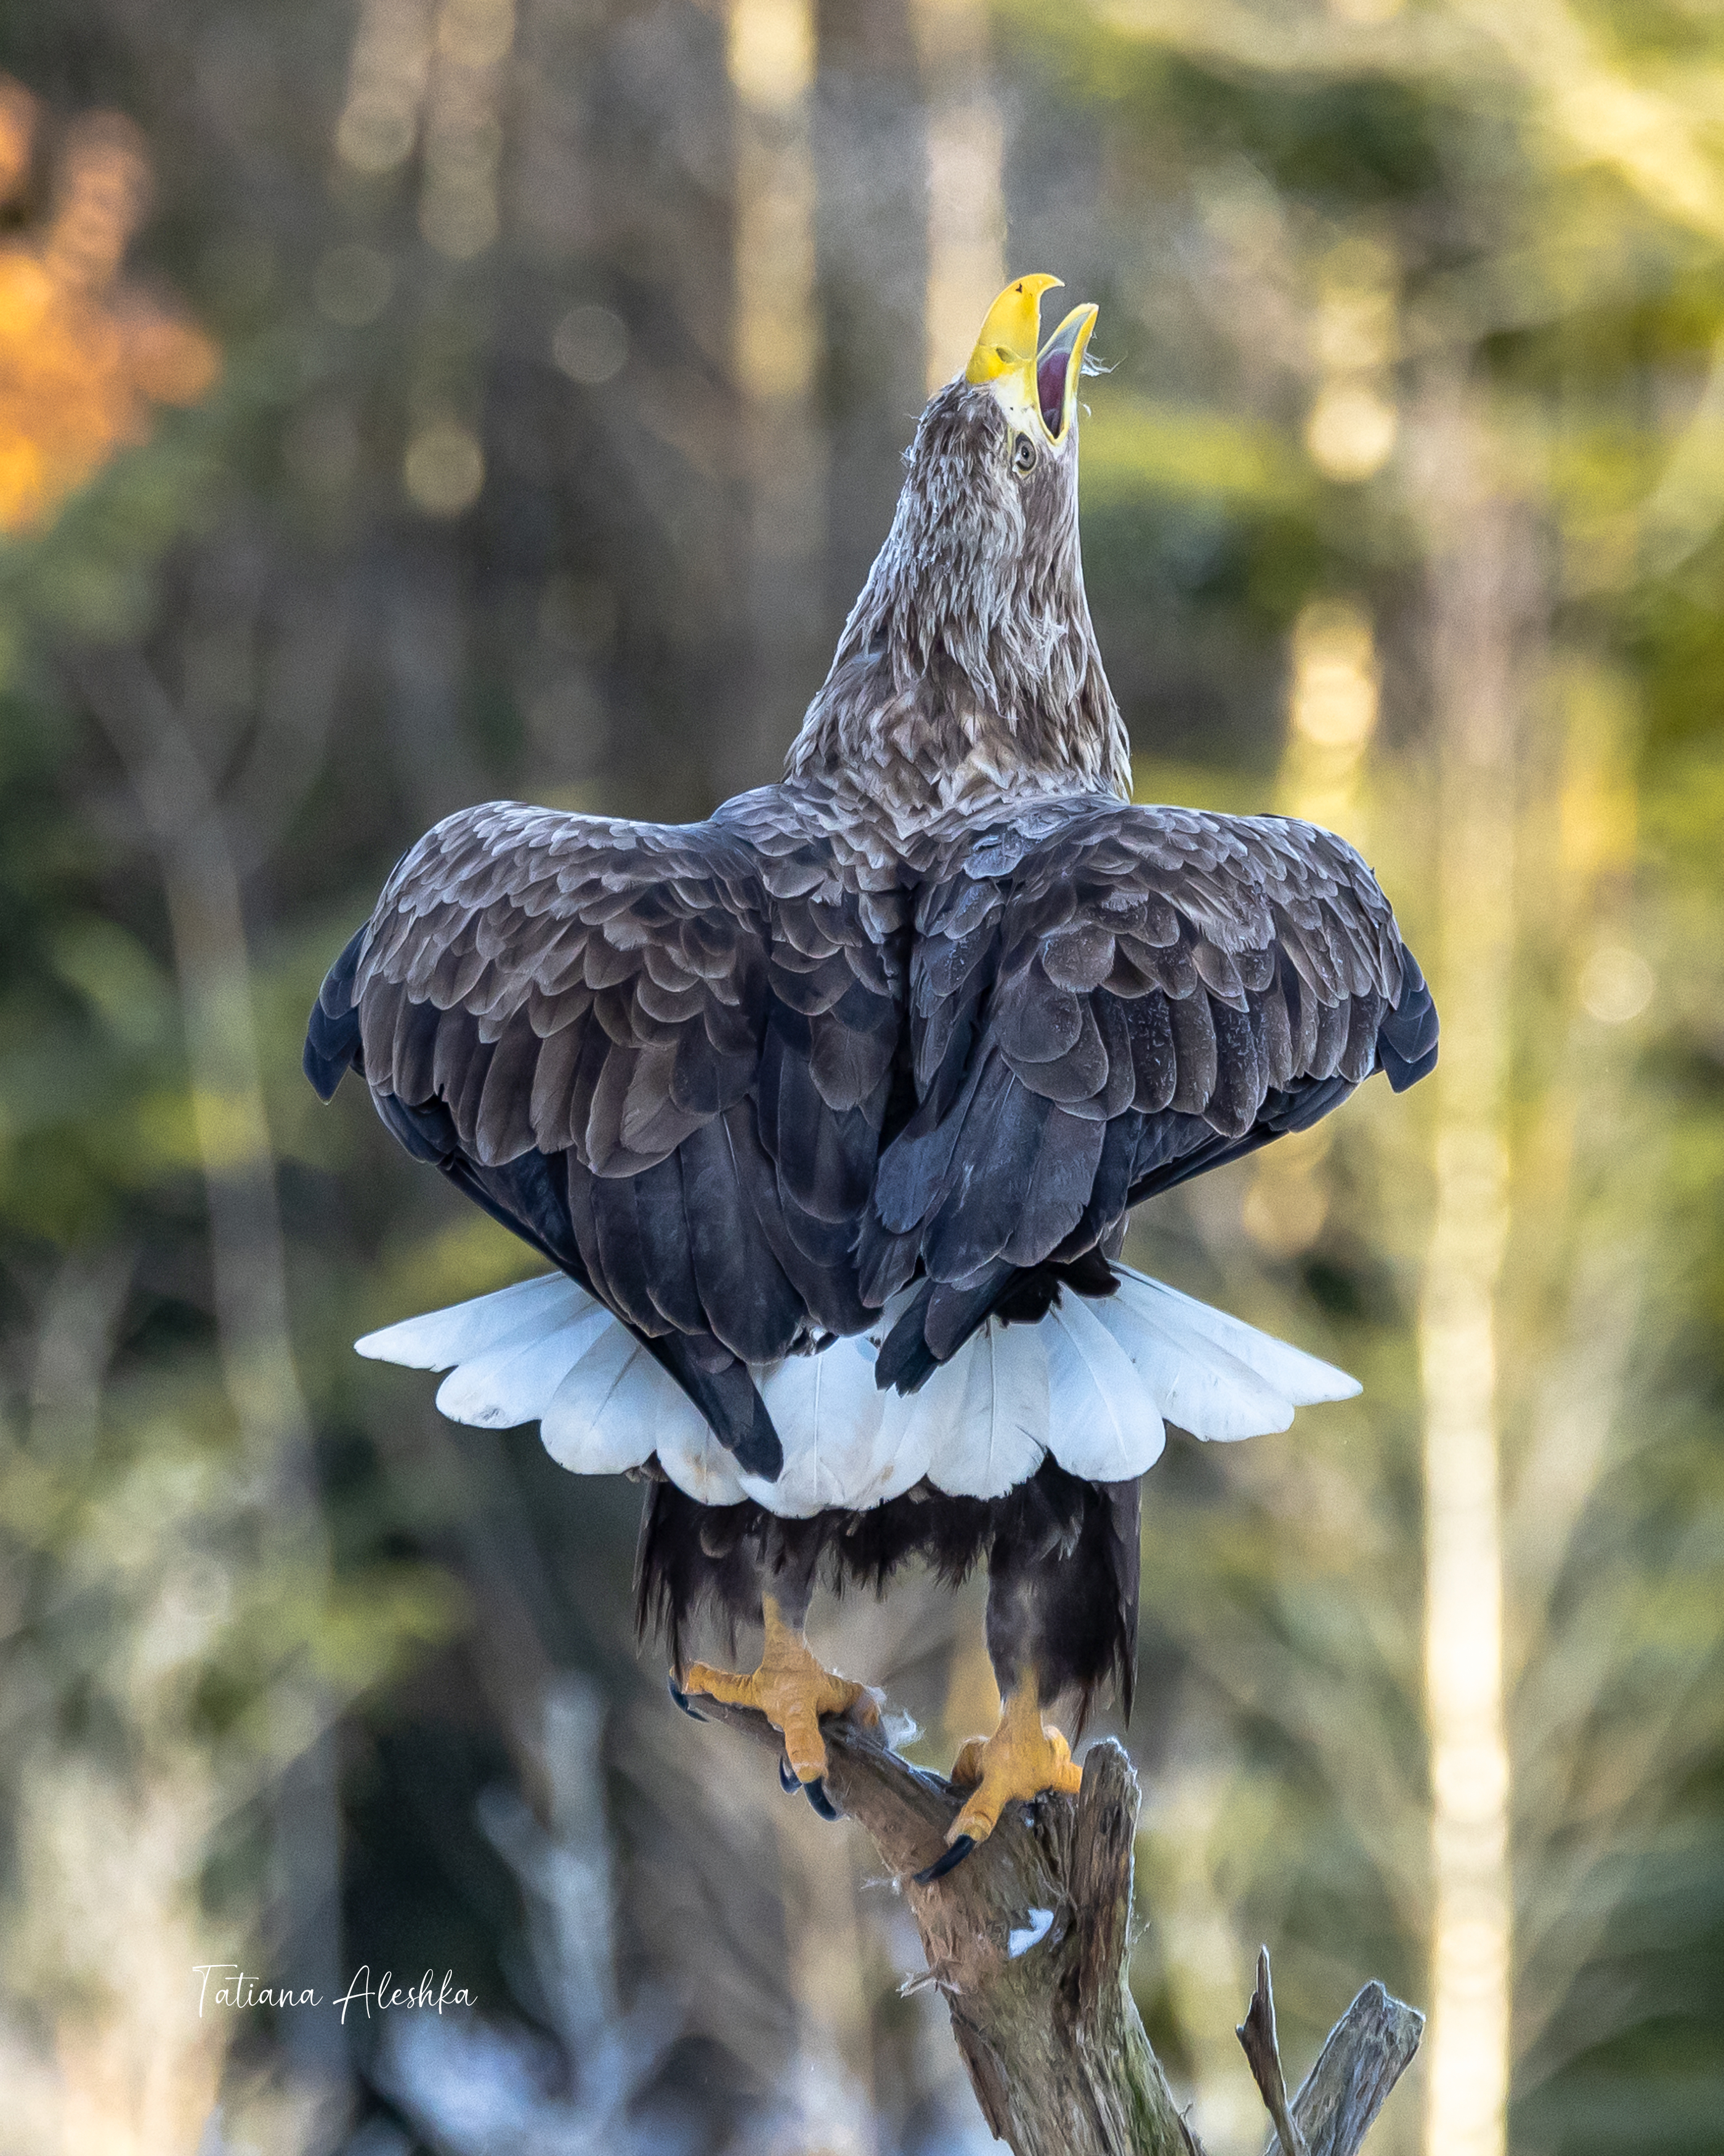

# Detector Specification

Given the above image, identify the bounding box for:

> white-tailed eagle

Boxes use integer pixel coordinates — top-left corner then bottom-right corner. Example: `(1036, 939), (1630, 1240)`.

(306, 278), (1437, 1875)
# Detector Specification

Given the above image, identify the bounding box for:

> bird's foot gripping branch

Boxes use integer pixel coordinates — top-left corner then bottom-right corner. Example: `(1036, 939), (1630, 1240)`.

(678, 1592), (881, 1786)
(919, 1677), (1085, 1883)
(688, 1693), (1422, 2156)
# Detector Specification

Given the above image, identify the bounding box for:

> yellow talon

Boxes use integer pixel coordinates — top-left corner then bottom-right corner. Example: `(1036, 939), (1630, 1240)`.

(682, 1595), (880, 1783)
(945, 1677), (1083, 1847)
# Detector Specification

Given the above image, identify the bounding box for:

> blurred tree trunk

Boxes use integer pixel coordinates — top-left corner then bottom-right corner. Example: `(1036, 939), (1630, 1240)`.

(1408, 386), (1536, 2156)
(910, 0), (1004, 395)
(724, 0), (829, 795)
(813, 0), (926, 625)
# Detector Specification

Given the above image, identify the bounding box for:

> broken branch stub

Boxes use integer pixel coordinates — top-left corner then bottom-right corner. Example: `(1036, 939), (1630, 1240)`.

(1262, 1969), (1425, 2156)
(1239, 1948), (1309, 2156)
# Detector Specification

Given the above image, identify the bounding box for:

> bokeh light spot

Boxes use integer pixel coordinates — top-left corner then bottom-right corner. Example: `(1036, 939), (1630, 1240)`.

(403, 419), (484, 516)
(1579, 944), (1654, 1024)
(1305, 380), (1398, 481)
(1289, 599), (1378, 749)
(552, 304), (628, 387)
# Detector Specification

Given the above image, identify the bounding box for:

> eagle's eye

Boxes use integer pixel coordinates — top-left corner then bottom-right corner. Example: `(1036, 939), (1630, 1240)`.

(1011, 433), (1038, 477)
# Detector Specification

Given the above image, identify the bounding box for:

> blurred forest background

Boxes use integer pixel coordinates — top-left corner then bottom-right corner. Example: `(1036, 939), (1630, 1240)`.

(0, 1), (1721, 2152)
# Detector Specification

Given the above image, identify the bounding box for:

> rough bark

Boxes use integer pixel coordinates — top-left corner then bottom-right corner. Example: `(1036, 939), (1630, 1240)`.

(689, 1697), (1422, 2155)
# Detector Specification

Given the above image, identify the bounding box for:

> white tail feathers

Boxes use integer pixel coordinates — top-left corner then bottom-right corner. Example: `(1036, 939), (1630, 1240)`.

(356, 1271), (589, 1370)
(355, 1262), (1359, 1517)
(435, 1304), (612, 1429)
(541, 1324), (711, 1480)
(1043, 1297), (1167, 1482)
(741, 1336), (897, 1515)
(911, 1320), (1050, 1500)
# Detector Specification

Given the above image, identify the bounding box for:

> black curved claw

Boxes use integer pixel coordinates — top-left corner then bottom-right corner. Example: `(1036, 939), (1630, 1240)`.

(667, 1672), (707, 1722)
(804, 1777), (841, 1822)
(779, 1754), (799, 1794)
(914, 1833), (976, 1885)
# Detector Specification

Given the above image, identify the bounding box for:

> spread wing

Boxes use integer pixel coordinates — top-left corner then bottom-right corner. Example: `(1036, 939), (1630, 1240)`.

(863, 796), (1437, 1387)
(305, 792), (907, 1470)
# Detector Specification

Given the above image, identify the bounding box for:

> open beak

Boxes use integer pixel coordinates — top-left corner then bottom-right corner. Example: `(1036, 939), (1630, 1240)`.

(1035, 302), (1098, 444)
(964, 276), (1098, 446)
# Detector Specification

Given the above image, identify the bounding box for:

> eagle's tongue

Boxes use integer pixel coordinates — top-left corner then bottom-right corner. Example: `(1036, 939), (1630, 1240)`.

(1037, 349), (1066, 434)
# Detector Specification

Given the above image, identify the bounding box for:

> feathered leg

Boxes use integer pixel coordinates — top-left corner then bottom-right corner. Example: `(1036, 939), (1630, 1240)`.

(680, 1530), (880, 1785)
(923, 1465), (1138, 1878)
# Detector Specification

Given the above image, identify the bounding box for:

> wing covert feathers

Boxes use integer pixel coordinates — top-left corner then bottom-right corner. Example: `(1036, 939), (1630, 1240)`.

(321, 790), (911, 1469)
(860, 796), (1436, 1375)
(317, 784), (1428, 1480)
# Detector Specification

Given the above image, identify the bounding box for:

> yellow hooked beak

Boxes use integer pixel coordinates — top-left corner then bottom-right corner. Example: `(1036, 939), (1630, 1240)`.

(964, 275), (1098, 447)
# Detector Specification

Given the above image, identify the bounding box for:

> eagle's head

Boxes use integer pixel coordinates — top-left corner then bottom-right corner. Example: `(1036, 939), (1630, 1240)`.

(791, 277), (1129, 813)
(899, 274), (1098, 593)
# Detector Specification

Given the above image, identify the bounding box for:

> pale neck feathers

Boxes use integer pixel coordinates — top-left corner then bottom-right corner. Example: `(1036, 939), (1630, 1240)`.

(785, 379), (1133, 829)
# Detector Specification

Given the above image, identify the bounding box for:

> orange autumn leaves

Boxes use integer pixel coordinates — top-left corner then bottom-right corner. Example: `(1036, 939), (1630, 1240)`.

(0, 78), (219, 534)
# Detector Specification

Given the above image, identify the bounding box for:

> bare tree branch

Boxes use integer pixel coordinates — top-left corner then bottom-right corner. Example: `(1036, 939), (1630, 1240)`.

(683, 1695), (1423, 2155)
